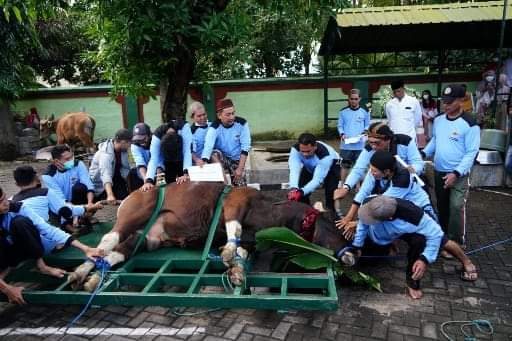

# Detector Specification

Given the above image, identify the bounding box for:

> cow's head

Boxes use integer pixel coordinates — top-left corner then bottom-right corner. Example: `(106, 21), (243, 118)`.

(311, 202), (349, 252)
(39, 114), (56, 139)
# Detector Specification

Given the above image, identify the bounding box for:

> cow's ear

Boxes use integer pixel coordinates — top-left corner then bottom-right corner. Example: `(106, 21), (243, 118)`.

(49, 113), (55, 121)
(313, 201), (326, 212)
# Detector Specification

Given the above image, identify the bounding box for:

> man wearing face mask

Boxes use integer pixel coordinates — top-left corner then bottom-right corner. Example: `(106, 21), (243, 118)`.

(42, 145), (96, 222)
(89, 128), (132, 204)
(128, 123), (152, 192)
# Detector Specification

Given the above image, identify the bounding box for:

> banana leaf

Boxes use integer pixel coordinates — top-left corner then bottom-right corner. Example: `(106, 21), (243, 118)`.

(255, 227), (338, 262)
(289, 252), (334, 270)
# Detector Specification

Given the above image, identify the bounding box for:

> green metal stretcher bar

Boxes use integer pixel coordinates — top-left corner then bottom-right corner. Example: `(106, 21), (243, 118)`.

(1, 186), (339, 311)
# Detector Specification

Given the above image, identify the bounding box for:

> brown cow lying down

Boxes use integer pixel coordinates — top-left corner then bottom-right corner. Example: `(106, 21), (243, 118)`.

(68, 182), (348, 291)
(40, 112), (96, 152)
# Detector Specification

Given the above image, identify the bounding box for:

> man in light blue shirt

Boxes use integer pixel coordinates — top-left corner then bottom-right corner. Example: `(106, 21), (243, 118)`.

(287, 133), (341, 211)
(201, 98), (251, 186)
(423, 84), (480, 247)
(186, 101), (210, 166)
(338, 89), (370, 182)
(342, 195), (477, 299)
(337, 151), (435, 240)
(128, 122), (151, 191)
(0, 186), (103, 305)
(42, 145), (97, 228)
(11, 166), (101, 234)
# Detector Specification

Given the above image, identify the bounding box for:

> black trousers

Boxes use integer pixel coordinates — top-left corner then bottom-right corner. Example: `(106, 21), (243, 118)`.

(360, 233), (427, 290)
(0, 216), (44, 271)
(298, 160), (341, 211)
(127, 167), (144, 192)
(73, 178), (129, 204)
(163, 161), (184, 184)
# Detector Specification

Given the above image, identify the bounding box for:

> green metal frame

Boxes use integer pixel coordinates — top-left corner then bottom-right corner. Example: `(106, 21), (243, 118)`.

(2, 220), (338, 310)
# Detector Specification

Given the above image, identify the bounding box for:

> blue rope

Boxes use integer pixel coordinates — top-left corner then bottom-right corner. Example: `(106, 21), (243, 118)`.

(440, 319), (493, 341)
(67, 258), (111, 328)
(464, 237), (512, 256)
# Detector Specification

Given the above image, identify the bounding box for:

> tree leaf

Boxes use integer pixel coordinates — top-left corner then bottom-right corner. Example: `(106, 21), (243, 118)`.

(11, 5), (22, 23)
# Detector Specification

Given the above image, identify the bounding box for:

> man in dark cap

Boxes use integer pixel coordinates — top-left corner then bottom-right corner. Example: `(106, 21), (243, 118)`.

(89, 128), (132, 203)
(385, 79), (423, 140)
(201, 98), (251, 186)
(423, 84), (480, 251)
(128, 122), (152, 191)
(341, 195), (477, 299)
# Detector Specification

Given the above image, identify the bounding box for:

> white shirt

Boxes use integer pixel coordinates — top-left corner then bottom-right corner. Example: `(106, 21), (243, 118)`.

(385, 94), (423, 139)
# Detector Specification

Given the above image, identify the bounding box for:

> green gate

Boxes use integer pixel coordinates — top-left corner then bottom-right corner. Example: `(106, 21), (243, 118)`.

(2, 222), (338, 311)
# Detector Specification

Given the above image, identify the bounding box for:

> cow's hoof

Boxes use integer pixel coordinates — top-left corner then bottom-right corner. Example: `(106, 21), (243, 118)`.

(229, 266), (245, 287)
(83, 272), (101, 292)
(220, 243), (237, 267)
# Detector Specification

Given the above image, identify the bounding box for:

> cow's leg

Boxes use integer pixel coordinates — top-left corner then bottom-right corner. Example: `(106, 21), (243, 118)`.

(220, 189), (257, 268)
(228, 246), (248, 286)
(220, 220), (242, 267)
(68, 232), (121, 289)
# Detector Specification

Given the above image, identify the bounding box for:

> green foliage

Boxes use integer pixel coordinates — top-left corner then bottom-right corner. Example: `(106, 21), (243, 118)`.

(86, 0), (238, 98)
(256, 227), (382, 291)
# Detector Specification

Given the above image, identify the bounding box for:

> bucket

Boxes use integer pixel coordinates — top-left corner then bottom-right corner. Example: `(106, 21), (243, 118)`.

(480, 129), (507, 153)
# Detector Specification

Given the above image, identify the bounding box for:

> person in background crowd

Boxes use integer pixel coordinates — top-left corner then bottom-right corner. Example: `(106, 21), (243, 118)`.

(186, 101), (210, 166)
(128, 123), (152, 192)
(420, 90), (438, 141)
(385, 79), (423, 141)
(337, 89), (370, 184)
(423, 84), (480, 252)
(201, 98), (251, 186)
(89, 128), (132, 203)
(26, 107), (40, 129)
(460, 84), (474, 114)
(288, 133), (341, 211)
(0, 186), (104, 305)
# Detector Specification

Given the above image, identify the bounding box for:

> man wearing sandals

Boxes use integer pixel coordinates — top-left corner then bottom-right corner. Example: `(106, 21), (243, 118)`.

(342, 195), (477, 299)
(0, 187), (103, 305)
(422, 84), (480, 252)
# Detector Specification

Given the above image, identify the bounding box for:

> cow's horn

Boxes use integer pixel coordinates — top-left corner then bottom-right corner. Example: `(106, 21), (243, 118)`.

(313, 201), (326, 212)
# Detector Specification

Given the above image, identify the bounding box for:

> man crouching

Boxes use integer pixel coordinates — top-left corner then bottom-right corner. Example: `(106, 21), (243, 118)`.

(341, 195), (477, 299)
(0, 186), (103, 305)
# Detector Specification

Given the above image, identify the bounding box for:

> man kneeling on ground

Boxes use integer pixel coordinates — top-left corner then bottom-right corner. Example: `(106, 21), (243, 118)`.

(341, 195), (477, 299)
(0, 187), (104, 305)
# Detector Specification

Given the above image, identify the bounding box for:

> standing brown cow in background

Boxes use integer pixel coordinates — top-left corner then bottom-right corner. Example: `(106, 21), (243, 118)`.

(40, 112), (96, 152)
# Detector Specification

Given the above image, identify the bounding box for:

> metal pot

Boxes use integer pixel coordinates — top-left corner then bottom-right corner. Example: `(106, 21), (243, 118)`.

(476, 149), (503, 165)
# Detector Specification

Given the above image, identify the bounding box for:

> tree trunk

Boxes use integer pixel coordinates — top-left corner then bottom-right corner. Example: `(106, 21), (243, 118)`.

(0, 104), (18, 161)
(161, 44), (196, 122)
(302, 46), (311, 76)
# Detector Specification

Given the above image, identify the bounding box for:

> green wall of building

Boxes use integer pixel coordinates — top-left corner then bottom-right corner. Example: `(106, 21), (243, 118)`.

(13, 74), (479, 141)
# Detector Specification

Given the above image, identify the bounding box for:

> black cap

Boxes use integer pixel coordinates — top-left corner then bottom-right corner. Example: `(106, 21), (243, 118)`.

(132, 122), (151, 142)
(441, 84), (466, 103)
(114, 128), (133, 142)
(391, 80), (404, 90)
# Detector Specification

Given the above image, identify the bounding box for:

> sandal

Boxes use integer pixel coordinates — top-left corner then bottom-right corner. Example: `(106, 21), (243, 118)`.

(461, 264), (478, 282)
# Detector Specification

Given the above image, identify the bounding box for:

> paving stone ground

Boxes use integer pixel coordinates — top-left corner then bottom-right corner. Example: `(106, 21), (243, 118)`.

(0, 160), (511, 340)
